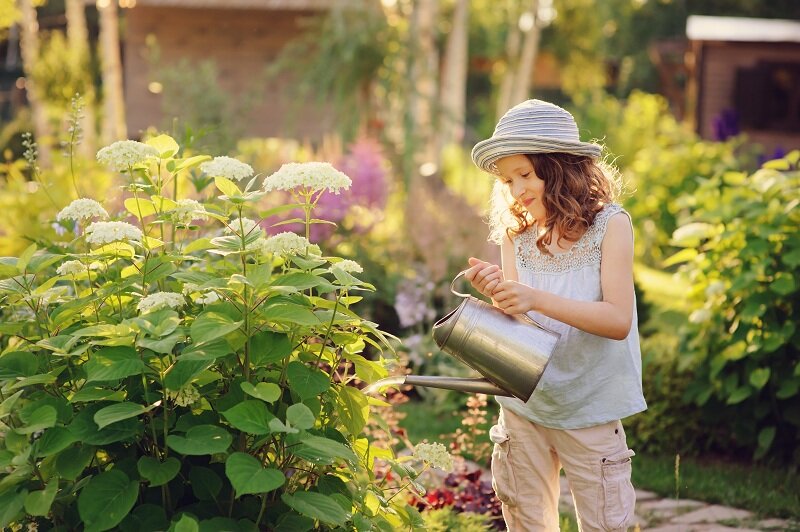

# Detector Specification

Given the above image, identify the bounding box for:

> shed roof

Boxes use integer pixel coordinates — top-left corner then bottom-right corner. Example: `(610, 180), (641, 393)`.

(89, 0), (337, 9)
(686, 15), (800, 43)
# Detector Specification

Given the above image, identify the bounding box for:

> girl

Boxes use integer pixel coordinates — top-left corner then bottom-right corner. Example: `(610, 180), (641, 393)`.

(465, 99), (647, 531)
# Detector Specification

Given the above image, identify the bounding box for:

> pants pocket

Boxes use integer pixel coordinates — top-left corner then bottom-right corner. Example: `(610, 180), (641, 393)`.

(489, 424), (517, 507)
(601, 448), (636, 530)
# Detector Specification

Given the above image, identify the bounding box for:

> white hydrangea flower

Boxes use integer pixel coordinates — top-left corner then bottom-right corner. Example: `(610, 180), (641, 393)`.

(96, 140), (158, 171)
(56, 260), (85, 276)
(414, 442), (454, 472)
(172, 199), (208, 226)
(200, 156), (254, 182)
(56, 198), (109, 222)
(689, 308), (713, 324)
(196, 291), (220, 305)
(257, 232), (313, 256)
(182, 282), (199, 295)
(137, 291), (185, 313)
(332, 259), (363, 274)
(224, 217), (260, 236)
(84, 221), (143, 246)
(263, 162), (352, 194)
(166, 385), (201, 407)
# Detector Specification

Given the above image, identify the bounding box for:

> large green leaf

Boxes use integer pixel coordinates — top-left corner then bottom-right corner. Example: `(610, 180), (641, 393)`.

(146, 134), (180, 158)
(295, 434), (358, 465)
(35, 426), (78, 457)
(261, 303), (320, 326)
(337, 385), (369, 436)
(286, 361), (330, 399)
(225, 452), (285, 496)
(15, 405), (57, 434)
(173, 514), (200, 532)
(137, 456), (181, 487)
(94, 401), (160, 429)
(55, 445), (95, 480)
(0, 351), (39, 379)
(0, 489), (26, 528)
(188, 466), (222, 501)
(68, 404), (140, 445)
(286, 403), (316, 430)
(249, 331), (293, 366)
(164, 359), (213, 390)
(167, 425), (232, 455)
(222, 401), (274, 435)
(69, 386), (127, 403)
(214, 176), (242, 197)
(84, 346), (144, 383)
(24, 480), (57, 517)
(281, 491), (349, 527)
(180, 337), (233, 361)
(190, 312), (242, 345)
(78, 470), (139, 532)
(240, 381), (282, 403)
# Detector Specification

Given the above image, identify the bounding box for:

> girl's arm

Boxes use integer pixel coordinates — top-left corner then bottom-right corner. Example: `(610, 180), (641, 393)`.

(492, 213), (635, 340)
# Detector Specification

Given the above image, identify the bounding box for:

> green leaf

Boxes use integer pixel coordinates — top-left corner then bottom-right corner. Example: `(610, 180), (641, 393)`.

(286, 361), (330, 399)
(137, 332), (184, 355)
(268, 417), (299, 434)
(78, 470), (139, 532)
(0, 489), (26, 529)
(9, 373), (57, 390)
(146, 134), (180, 158)
(70, 386), (127, 403)
(190, 312), (242, 345)
(749, 368), (771, 390)
(17, 243), (37, 272)
(0, 351), (38, 379)
(16, 405), (57, 434)
(94, 401), (160, 429)
(776, 377), (799, 399)
(167, 425), (232, 455)
(173, 514), (200, 532)
(168, 154), (211, 173)
(180, 337), (233, 361)
(225, 452), (285, 496)
(188, 466), (222, 501)
(184, 237), (214, 254)
(783, 247), (800, 268)
(296, 434), (358, 464)
(56, 445), (95, 480)
(222, 401), (274, 435)
(84, 346), (145, 383)
(726, 385), (752, 405)
(662, 248), (698, 267)
(721, 341), (748, 361)
(287, 403), (316, 430)
(214, 176), (242, 197)
(164, 359), (213, 390)
(240, 381), (282, 403)
(281, 491), (349, 527)
(137, 456), (181, 487)
(259, 203), (304, 219)
(261, 303), (321, 326)
(0, 390), (23, 420)
(68, 404), (141, 445)
(770, 273), (796, 295)
(124, 197), (157, 219)
(755, 426), (777, 460)
(270, 272), (328, 290)
(671, 222), (716, 247)
(36, 426), (78, 457)
(337, 385), (369, 436)
(250, 331), (293, 367)
(24, 480), (58, 516)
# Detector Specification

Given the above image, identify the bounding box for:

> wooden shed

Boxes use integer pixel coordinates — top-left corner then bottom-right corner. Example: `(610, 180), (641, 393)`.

(686, 15), (800, 155)
(118, 0), (338, 140)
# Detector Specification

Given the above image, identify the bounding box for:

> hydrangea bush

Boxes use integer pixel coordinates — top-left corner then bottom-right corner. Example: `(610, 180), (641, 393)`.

(0, 134), (441, 530)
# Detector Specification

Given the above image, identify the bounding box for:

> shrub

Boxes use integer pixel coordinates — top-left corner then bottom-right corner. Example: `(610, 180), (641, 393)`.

(0, 134), (435, 530)
(670, 152), (800, 463)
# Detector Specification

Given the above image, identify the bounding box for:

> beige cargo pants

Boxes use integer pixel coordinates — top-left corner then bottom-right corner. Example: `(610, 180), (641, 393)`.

(490, 408), (636, 531)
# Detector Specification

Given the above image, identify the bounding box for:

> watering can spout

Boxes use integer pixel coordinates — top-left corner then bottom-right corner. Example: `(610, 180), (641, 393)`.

(403, 375), (513, 396)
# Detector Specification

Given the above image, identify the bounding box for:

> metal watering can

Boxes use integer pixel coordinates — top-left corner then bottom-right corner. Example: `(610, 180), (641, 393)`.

(369, 272), (561, 401)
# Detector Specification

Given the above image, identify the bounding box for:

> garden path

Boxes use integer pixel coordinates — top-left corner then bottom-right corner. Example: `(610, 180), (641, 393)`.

(556, 476), (797, 532)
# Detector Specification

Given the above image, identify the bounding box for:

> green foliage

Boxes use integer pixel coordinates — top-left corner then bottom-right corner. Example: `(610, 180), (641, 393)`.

(671, 152), (800, 463)
(421, 507), (492, 531)
(0, 135), (432, 529)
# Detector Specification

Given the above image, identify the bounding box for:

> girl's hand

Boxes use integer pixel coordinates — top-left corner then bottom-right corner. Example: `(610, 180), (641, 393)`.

(464, 257), (504, 299)
(493, 280), (537, 315)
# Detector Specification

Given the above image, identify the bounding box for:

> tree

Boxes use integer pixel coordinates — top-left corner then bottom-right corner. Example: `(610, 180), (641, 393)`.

(97, 0), (126, 142)
(65, 0), (97, 154)
(438, 0), (469, 148)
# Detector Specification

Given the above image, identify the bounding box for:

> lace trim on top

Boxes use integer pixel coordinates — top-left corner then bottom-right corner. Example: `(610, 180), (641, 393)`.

(514, 203), (623, 274)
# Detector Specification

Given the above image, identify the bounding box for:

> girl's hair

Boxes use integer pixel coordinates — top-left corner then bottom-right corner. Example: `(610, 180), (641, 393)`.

(487, 153), (622, 253)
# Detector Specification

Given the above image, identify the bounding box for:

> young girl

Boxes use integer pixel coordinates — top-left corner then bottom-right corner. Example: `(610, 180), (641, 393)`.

(465, 99), (647, 531)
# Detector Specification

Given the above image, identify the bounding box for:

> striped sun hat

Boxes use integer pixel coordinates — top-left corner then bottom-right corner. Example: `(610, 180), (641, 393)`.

(471, 99), (602, 173)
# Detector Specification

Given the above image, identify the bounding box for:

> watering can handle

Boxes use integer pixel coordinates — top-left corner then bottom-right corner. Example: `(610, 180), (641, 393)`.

(450, 270), (556, 333)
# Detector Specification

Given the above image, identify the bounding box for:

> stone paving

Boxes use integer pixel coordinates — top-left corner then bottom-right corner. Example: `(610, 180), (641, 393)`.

(557, 477), (798, 531)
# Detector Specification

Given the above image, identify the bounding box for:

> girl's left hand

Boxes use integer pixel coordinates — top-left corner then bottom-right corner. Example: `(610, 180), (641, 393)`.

(493, 280), (537, 315)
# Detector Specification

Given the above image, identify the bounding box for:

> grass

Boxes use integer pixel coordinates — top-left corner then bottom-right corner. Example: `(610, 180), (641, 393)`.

(632, 453), (800, 520)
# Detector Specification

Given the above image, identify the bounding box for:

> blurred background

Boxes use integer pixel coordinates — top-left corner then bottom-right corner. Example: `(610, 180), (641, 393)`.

(1, 0), (799, 527)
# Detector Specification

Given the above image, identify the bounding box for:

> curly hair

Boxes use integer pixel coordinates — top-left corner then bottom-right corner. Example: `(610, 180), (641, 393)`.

(487, 153), (622, 254)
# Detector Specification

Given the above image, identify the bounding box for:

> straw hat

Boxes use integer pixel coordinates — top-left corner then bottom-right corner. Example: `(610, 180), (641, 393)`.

(471, 99), (602, 173)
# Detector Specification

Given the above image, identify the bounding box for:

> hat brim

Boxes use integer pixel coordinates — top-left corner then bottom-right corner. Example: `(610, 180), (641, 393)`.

(471, 135), (602, 173)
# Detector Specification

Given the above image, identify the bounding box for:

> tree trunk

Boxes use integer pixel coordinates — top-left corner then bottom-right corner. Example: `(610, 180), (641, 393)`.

(496, 1), (522, 120)
(66, 0), (97, 155)
(98, 0), (126, 143)
(496, 0), (540, 119)
(438, 0), (469, 149)
(510, 0), (541, 106)
(17, 0), (52, 167)
(408, 0), (439, 177)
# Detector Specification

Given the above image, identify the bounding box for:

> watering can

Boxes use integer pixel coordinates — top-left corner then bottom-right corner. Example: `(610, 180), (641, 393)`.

(369, 272), (561, 402)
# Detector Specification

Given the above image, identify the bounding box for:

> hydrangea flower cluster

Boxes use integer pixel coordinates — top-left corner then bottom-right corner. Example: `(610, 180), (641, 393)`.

(332, 259), (363, 274)
(257, 232), (315, 256)
(136, 291), (185, 313)
(56, 260), (85, 276)
(200, 156), (254, 182)
(182, 283), (221, 305)
(84, 221), (143, 246)
(166, 385), (201, 407)
(96, 140), (158, 171)
(263, 162), (352, 194)
(414, 442), (454, 472)
(172, 199), (208, 226)
(224, 217), (260, 236)
(56, 198), (109, 223)
(394, 277), (437, 328)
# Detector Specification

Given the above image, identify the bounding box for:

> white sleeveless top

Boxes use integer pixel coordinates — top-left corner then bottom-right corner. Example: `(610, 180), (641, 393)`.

(496, 203), (647, 429)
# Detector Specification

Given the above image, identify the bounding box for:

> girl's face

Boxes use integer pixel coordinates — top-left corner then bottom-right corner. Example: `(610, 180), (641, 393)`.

(495, 154), (546, 220)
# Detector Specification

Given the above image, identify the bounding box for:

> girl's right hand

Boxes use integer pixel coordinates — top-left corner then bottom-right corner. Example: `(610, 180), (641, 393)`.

(465, 257), (504, 299)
